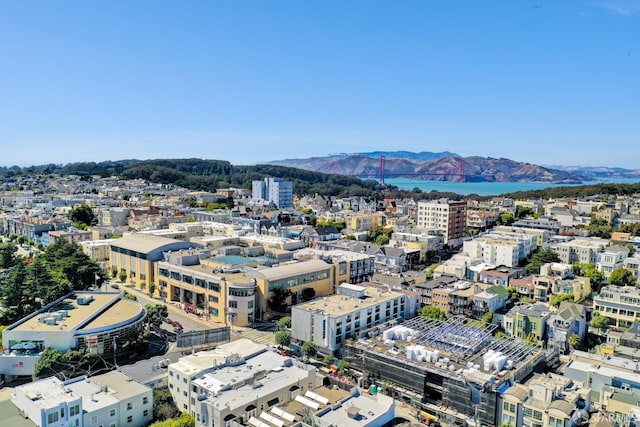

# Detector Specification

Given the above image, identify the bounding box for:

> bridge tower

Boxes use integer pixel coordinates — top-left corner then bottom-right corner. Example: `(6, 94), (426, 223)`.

(380, 155), (385, 184)
(459, 158), (465, 183)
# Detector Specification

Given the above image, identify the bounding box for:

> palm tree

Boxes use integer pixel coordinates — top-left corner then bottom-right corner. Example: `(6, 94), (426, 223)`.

(568, 334), (581, 350)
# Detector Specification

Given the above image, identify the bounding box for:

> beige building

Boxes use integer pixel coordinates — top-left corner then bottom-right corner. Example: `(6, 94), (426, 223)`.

(416, 199), (467, 246)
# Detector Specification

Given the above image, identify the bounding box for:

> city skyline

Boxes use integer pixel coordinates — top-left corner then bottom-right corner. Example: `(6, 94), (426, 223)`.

(0, 1), (638, 168)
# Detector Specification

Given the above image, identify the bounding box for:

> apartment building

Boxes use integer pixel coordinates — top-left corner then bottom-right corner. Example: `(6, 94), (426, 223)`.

(168, 339), (319, 427)
(502, 303), (551, 342)
(593, 285), (640, 328)
(552, 237), (609, 265)
(252, 177), (293, 209)
(499, 373), (591, 427)
(463, 231), (537, 267)
(291, 283), (407, 354)
(416, 199), (467, 246)
(12, 371), (153, 427)
(596, 245), (630, 279)
(390, 230), (444, 263)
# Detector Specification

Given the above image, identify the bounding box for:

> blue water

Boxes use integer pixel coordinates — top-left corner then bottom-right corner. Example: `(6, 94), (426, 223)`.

(383, 177), (640, 196)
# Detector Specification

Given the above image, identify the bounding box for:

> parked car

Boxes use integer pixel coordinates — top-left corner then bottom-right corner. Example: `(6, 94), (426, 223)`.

(171, 320), (183, 329)
(174, 326), (183, 334)
(163, 317), (172, 324)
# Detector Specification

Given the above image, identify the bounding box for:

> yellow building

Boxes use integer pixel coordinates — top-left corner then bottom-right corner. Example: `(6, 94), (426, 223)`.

(247, 259), (335, 320)
(109, 234), (199, 289)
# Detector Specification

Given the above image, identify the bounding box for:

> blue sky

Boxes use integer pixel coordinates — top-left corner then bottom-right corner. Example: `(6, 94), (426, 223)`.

(0, 1), (638, 168)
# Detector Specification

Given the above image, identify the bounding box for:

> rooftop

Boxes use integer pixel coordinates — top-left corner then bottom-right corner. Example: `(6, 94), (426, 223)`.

(10, 292), (142, 334)
(248, 259), (331, 281)
(110, 233), (189, 254)
(294, 287), (403, 318)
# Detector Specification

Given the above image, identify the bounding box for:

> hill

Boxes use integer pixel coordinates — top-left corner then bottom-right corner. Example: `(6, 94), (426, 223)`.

(268, 153), (581, 183)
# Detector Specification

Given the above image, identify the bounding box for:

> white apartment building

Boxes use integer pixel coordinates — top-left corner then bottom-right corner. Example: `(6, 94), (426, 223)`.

(252, 178), (293, 209)
(593, 285), (640, 328)
(551, 237), (609, 265)
(291, 283), (407, 354)
(416, 199), (467, 246)
(596, 245), (630, 278)
(12, 371), (153, 427)
(463, 231), (537, 267)
(168, 339), (319, 427)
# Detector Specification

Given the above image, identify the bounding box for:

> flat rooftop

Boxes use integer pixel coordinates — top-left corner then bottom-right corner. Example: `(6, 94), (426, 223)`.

(295, 287), (403, 317)
(11, 292), (137, 333)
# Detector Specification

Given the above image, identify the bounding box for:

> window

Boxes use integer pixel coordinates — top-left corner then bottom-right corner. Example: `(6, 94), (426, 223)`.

(183, 378), (187, 384)
(70, 405), (80, 416)
(91, 415), (98, 423)
(209, 295), (219, 303)
(143, 410), (149, 417)
(229, 301), (238, 309)
(110, 424), (116, 427)
(143, 396), (149, 405)
(110, 409), (116, 417)
(184, 391), (188, 397)
(48, 412), (60, 423)
(127, 402), (133, 410)
(248, 300), (254, 309)
(127, 415), (133, 423)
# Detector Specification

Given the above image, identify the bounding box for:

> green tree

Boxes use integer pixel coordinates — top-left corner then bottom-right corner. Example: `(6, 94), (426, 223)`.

(573, 263), (605, 293)
(0, 262), (38, 324)
(111, 267), (119, 279)
(301, 341), (318, 359)
(278, 316), (292, 329)
(609, 267), (636, 287)
(505, 286), (520, 303)
(119, 270), (127, 283)
(275, 331), (291, 348)
(145, 304), (169, 327)
(626, 243), (636, 256)
(591, 313), (610, 333)
(481, 310), (494, 324)
(0, 242), (19, 268)
(337, 359), (350, 373)
(526, 248), (560, 274)
(30, 258), (72, 305)
(550, 293), (575, 308)
(140, 280), (147, 290)
(40, 241), (103, 290)
(67, 204), (96, 229)
(149, 413), (195, 427)
(323, 354), (335, 367)
(153, 388), (180, 422)
(148, 282), (156, 296)
(568, 333), (581, 349)
(498, 213), (515, 226)
(34, 348), (65, 378)
(419, 306), (447, 321)
(374, 234), (390, 245)
(367, 225), (392, 243)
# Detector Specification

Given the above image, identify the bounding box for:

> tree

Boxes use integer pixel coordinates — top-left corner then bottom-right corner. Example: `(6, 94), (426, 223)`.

(609, 267), (636, 287)
(39, 241), (103, 290)
(526, 248), (560, 274)
(0, 242), (19, 268)
(419, 306), (447, 321)
(301, 341), (318, 359)
(481, 311), (494, 324)
(67, 204), (96, 229)
(498, 213), (515, 226)
(146, 304), (169, 327)
(323, 354), (335, 367)
(278, 316), (292, 329)
(111, 267), (119, 279)
(568, 334), (581, 349)
(374, 234), (390, 246)
(149, 413), (195, 427)
(119, 270), (127, 283)
(591, 313), (610, 333)
(153, 388), (180, 422)
(505, 286), (520, 303)
(268, 288), (292, 313)
(139, 280), (147, 290)
(574, 263), (605, 293)
(550, 293), (575, 308)
(337, 359), (350, 373)
(34, 348), (65, 378)
(275, 331), (291, 348)
(148, 282), (156, 296)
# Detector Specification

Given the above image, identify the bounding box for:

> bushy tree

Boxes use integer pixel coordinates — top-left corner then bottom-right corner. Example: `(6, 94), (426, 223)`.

(146, 304), (169, 327)
(153, 388), (180, 422)
(0, 242), (20, 268)
(301, 341), (318, 359)
(481, 311), (494, 324)
(550, 293), (574, 308)
(275, 331), (291, 348)
(573, 263), (605, 293)
(591, 313), (610, 333)
(526, 248), (560, 274)
(148, 282), (156, 296)
(323, 354), (335, 367)
(568, 334), (581, 349)
(119, 270), (127, 283)
(419, 306), (447, 321)
(278, 316), (292, 329)
(149, 413), (195, 427)
(609, 268), (636, 287)
(67, 204), (96, 229)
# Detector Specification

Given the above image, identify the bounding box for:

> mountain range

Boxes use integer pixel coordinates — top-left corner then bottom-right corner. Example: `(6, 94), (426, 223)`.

(266, 152), (591, 183)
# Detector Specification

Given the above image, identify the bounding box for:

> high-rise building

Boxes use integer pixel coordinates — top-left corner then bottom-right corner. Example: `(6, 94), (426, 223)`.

(416, 198), (467, 246)
(252, 177), (293, 208)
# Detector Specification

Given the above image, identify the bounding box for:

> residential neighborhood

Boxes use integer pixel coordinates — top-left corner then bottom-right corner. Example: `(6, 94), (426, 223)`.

(2, 173), (640, 427)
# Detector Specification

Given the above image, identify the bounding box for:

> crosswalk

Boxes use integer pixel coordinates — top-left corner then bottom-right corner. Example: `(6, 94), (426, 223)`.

(231, 328), (277, 346)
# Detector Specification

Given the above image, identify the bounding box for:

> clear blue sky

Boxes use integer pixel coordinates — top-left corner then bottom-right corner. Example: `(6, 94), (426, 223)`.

(0, 1), (638, 168)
